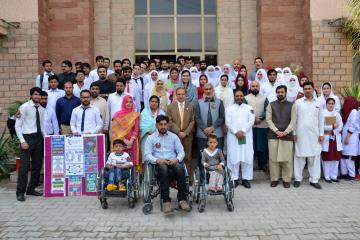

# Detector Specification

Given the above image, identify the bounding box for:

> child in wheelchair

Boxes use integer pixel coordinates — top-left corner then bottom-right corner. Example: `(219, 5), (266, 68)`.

(201, 135), (225, 192)
(105, 139), (133, 192)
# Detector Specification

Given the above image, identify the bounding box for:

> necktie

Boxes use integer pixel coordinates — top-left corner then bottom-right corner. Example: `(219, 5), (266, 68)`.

(179, 102), (184, 129)
(35, 106), (41, 135)
(126, 83), (130, 93)
(81, 107), (87, 133)
(207, 102), (213, 127)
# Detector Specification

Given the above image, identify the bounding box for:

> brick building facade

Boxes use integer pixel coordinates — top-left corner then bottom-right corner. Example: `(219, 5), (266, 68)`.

(0, 0), (356, 131)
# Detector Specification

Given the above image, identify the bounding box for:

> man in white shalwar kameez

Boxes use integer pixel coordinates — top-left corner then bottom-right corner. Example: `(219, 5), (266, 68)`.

(226, 89), (255, 188)
(293, 81), (324, 189)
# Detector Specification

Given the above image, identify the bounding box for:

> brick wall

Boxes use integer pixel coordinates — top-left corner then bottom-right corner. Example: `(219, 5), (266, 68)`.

(0, 22), (39, 129)
(312, 20), (353, 94)
(39, 0), (94, 72)
(94, 0), (135, 63)
(257, 0), (312, 75)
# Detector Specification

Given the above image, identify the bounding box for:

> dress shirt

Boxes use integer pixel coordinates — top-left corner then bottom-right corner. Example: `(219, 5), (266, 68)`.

(88, 68), (114, 83)
(131, 76), (144, 102)
(107, 92), (131, 119)
(55, 95), (81, 126)
(144, 130), (185, 164)
(15, 100), (45, 143)
(43, 106), (59, 135)
(158, 70), (170, 80)
(35, 71), (54, 90)
(70, 105), (103, 134)
(73, 83), (89, 98)
(46, 88), (65, 111)
(91, 96), (110, 131)
(125, 81), (141, 112)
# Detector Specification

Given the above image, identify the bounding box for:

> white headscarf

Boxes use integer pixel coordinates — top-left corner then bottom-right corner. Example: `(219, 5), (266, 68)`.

(282, 67), (292, 83)
(318, 82), (341, 112)
(189, 67), (200, 87)
(214, 65), (222, 79)
(205, 65), (219, 87)
(255, 68), (269, 86)
(275, 67), (284, 85)
(286, 75), (301, 102)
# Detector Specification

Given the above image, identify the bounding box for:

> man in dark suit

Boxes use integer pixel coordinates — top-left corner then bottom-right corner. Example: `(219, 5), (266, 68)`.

(167, 87), (195, 178)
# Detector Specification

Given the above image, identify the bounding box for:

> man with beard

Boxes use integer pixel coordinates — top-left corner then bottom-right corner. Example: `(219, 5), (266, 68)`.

(226, 89), (255, 188)
(58, 60), (76, 89)
(131, 63), (145, 110)
(90, 82), (109, 133)
(199, 60), (207, 74)
(108, 59), (122, 84)
(15, 87), (45, 201)
(89, 55), (113, 83)
(82, 63), (92, 86)
(232, 58), (241, 75)
(107, 78), (131, 122)
(158, 59), (170, 80)
(266, 85), (296, 188)
(260, 69), (278, 103)
(35, 60), (54, 90)
(245, 80), (269, 174)
(122, 66), (141, 112)
(40, 91), (59, 135)
(249, 57), (264, 81)
(93, 66), (115, 100)
(144, 115), (190, 214)
(70, 90), (103, 134)
(293, 81), (324, 189)
(55, 81), (81, 134)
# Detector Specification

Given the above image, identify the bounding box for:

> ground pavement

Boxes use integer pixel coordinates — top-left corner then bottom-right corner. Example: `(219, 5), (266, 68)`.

(0, 178), (360, 240)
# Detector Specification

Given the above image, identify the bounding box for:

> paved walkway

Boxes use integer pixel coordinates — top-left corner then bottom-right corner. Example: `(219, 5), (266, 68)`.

(0, 179), (360, 240)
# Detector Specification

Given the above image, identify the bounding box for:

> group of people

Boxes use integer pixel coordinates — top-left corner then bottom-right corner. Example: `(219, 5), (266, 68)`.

(14, 55), (360, 214)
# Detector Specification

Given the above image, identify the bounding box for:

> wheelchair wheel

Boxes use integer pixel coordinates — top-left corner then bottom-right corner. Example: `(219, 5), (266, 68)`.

(142, 202), (153, 215)
(227, 200), (234, 212)
(97, 175), (102, 199)
(192, 168), (200, 204)
(142, 162), (153, 203)
(133, 170), (141, 202)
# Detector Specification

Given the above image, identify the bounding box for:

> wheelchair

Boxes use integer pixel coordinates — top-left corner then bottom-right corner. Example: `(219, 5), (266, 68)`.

(192, 164), (235, 212)
(141, 161), (192, 215)
(97, 166), (140, 209)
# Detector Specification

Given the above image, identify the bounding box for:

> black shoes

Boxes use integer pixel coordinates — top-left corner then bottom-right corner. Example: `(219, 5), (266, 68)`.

(310, 182), (322, 189)
(270, 181), (279, 187)
(331, 179), (339, 182)
(242, 180), (251, 189)
(16, 194), (25, 202)
(283, 182), (290, 188)
(234, 180), (239, 188)
(293, 181), (301, 188)
(26, 190), (43, 196)
(324, 179), (332, 183)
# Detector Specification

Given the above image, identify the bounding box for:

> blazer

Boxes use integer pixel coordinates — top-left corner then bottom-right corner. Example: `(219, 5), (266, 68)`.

(167, 101), (195, 137)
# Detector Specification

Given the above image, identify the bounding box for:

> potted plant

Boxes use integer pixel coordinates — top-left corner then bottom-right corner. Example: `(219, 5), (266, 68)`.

(0, 129), (10, 179)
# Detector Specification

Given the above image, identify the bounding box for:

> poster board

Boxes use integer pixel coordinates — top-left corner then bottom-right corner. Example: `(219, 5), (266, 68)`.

(44, 134), (105, 197)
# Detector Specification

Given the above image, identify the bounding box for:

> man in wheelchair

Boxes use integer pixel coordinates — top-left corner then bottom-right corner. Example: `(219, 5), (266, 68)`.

(144, 115), (191, 214)
(105, 139), (133, 192)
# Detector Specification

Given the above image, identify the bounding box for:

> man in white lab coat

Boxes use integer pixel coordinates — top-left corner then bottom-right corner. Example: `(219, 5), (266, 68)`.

(226, 89), (255, 188)
(293, 81), (324, 189)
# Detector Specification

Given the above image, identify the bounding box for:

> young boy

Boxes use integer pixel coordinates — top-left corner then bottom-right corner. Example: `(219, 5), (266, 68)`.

(201, 135), (225, 191)
(106, 139), (133, 192)
(321, 98), (343, 182)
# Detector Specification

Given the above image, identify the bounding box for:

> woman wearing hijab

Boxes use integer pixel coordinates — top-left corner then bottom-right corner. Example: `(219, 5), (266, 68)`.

(214, 65), (222, 80)
(275, 67), (284, 85)
(189, 66), (200, 87)
(140, 95), (166, 159)
(112, 95), (140, 166)
(282, 67), (292, 83)
(232, 74), (248, 96)
(197, 74), (208, 99)
(177, 70), (198, 106)
(206, 65), (219, 87)
(151, 79), (170, 111)
(144, 70), (158, 108)
(317, 82), (341, 113)
(286, 75), (302, 102)
(222, 64), (236, 86)
(165, 67), (180, 102)
(214, 74), (235, 109)
(255, 68), (269, 86)
(340, 97), (359, 180)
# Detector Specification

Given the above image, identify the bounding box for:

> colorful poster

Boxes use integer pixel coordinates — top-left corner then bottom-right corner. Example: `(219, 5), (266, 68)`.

(44, 134), (105, 197)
